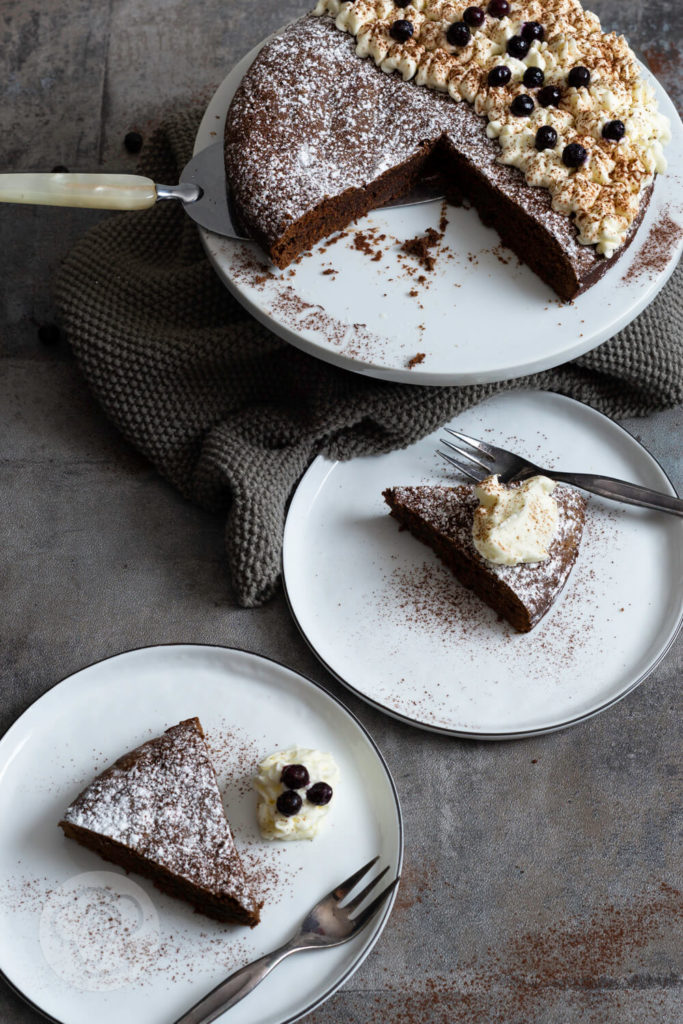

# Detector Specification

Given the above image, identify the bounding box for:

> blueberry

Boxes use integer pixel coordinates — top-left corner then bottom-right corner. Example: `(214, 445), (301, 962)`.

(394, 0), (412, 6)
(535, 126), (558, 151)
(506, 35), (530, 59)
(281, 764), (310, 789)
(124, 131), (143, 154)
(487, 64), (512, 87)
(602, 119), (626, 142)
(510, 93), (535, 117)
(568, 65), (591, 88)
(390, 19), (414, 42)
(463, 6), (485, 28)
(487, 0), (510, 18)
(562, 142), (588, 167)
(446, 21), (470, 47)
(538, 85), (561, 107)
(521, 21), (544, 41)
(276, 790), (303, 816)
(523, 66), (544, 88)
(307, 782), (334, 806)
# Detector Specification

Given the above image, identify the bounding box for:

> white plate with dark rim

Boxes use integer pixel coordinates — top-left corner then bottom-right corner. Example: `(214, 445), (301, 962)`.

(195, 28), (683, 386)
(0, 645), (402, 1024)
(282, 390), (683, 737)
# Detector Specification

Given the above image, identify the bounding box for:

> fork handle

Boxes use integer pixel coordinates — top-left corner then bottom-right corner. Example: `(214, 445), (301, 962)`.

(172, 944), (296, 1024)
(549, 473), (683, 517)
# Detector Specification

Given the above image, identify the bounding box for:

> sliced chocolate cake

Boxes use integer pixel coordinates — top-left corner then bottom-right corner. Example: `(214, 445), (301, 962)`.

(225, 2), (669, 300)
(60, 718), (261, 927)
(383, 482), (586, 632)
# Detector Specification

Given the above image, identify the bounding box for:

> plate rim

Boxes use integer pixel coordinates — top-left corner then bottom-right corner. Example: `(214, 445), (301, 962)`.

(282, 390), (683, 739)
(0, 643), (404, 1024)
(195, 29), (683, 386)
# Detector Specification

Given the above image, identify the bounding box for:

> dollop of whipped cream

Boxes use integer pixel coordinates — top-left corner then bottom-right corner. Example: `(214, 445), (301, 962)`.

(472, 474), (559, 565)
(254, 747), (340, 841)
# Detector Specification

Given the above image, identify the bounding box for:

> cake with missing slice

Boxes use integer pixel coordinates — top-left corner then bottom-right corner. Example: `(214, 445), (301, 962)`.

(225, 3), (670, 299)
(59, 717), (261, 926)
(383, 477), (586, 632)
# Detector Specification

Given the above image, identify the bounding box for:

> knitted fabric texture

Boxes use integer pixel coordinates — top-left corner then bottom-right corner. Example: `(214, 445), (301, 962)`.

(54, 110), (683, 607)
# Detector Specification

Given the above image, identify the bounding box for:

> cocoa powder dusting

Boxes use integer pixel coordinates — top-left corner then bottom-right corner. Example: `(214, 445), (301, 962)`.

(228, 248), (390, 362)
(622, 211), (682, 283)
(641, 44), (681, 80)
(306, 883), (681, 1024)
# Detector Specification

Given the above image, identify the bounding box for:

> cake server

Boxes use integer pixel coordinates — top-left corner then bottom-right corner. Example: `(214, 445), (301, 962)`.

(0, 142), (444, 239)
(173, 855), (399, 1024)
(438, 429), (683, 516)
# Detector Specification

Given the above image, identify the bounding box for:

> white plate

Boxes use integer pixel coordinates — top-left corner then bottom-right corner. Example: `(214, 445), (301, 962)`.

(196, 32), (683, 385)
(282, 391), (683, 737)
(0, 646), (402, 1024)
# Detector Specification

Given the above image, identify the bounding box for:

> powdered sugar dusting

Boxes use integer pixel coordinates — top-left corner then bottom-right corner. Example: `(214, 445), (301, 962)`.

(62, 719), (258, 914)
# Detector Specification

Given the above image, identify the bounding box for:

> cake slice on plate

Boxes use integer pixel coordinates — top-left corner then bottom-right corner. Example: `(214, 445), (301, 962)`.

(383, 477), (586, 633)
(59, 717), (261, 926)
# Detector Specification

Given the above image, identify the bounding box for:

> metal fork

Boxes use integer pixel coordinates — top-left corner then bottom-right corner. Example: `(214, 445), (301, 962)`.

(173, 856), (399, 1024)
(438, 428), (683, 517)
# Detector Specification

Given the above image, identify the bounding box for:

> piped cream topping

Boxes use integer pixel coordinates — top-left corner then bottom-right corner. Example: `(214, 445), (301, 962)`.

(254, 747), (339, 841)
(313, 0), (670, 257)
(472, 474), (559, 565)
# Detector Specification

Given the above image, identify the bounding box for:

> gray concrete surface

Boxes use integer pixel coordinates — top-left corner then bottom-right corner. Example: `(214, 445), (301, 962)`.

(1, 2), (681, 1022)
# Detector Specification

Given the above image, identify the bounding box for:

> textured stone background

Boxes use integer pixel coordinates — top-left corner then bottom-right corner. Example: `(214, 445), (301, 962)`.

(0, 1), (681, 1022)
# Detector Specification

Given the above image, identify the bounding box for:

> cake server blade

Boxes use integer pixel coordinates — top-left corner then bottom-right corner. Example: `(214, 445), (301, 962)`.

(176, 143), (446, 234)
(175, 142), (247, 238)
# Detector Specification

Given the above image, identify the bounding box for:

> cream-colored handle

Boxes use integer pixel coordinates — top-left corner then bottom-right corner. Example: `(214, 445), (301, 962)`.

(0, 172), (157, 210)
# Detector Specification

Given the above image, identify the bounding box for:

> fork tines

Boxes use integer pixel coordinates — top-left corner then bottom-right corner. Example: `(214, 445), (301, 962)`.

(332, 855), (380, 902)
(334, 856), (399, 927)
(351, 876), (400, 928)
(438, 428), (497, 482)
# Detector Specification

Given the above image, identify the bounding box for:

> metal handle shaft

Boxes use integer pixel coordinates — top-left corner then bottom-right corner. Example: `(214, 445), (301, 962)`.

(172, 945), (295, 1024)
(551, 472), (683, 516)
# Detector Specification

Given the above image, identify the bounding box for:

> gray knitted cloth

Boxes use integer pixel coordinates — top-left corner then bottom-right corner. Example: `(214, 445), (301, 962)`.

(55, 111), (683, 607)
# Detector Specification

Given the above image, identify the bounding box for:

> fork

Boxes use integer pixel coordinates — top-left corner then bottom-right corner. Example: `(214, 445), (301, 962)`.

(438, 428), (683, 517)
(173, 856), (399, 1024)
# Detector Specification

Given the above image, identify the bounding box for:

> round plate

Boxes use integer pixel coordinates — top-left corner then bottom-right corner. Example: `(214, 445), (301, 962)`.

(0, 646), (402, 1024)
(196, 32), (683, 385)
(282, 391), (683, 737)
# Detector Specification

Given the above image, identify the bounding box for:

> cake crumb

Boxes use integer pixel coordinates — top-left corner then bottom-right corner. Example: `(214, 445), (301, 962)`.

(400, 227), (442, 271)
(407, 352), (426, 369)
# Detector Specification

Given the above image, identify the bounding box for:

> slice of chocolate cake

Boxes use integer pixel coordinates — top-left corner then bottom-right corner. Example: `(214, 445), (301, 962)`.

(59, 718), (261, 927)
(383, 483), (586, 632)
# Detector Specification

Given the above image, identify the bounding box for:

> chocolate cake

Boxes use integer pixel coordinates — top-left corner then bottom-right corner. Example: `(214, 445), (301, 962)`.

(225, 3), (669, 300)
(383, 483), (586, 631)
(59, 718), (261, 927)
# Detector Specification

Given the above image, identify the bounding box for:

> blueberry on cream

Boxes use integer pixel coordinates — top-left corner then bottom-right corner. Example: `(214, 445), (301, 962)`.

(254, 747), (339, 840)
